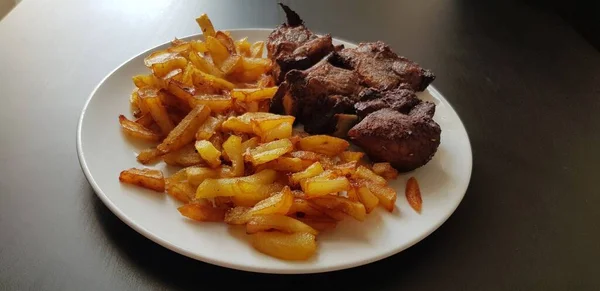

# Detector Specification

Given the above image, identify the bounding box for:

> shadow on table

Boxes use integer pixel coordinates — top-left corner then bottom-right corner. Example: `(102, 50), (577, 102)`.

(89, 185), (478, 290)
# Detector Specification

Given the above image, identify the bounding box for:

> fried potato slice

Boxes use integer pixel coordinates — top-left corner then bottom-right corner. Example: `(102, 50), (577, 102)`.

(205, 36), (229, 67)
(250, 114), (294, 142)
(231, 87), (278, 102)
(215, 31), (236, 53)
(353, 166), (387, 186)
(338, 151), (365, 163)
(186, 166), (219, 186)
(265, 157), (308, 172)
(372, 163), (399, 180)
(246, 214), (318, 235)
(157, 105), (211, 153)
(332, 161), (357, 176)
(167, 79), (196, 104)
(221, 112), (279, 133)
(298, 135), (349, 156)
(137, 147), (162, 164)
(188, 51), (223, 77)
(190, 40), (208, 53)
(405, 177), (422, 213)
(222, 135), (244, 177)
(250, 231), (316, 261)
(165, 181), (195, 203)
(235, 37), (251, 56)
(301, 173), (350, 198)
(143, 50), (179, 67)
(250, 41), (264, 58)
(296, 217), (337, 231)
(192, 69), (234, 90)
(241, 136), (260, 152)
(230, 183), (285, 207)
(310, 195), (366, 221)
(196, 169), (277, 198)
(356, 184), (379, 213)
(189, 94), (233, 113)
(194, 140), (222, 168)
(150, 56), (188, 78)
(287, 198), (326, 217)
(119, 168), (165, 192)
(244, 138), (293, 166)
(118, 115), (161, 142)
(178, 203), (226, 222)
(195, 115), (225, 140)
(366, 182), (397, 212)
(132, 74), (164, 89)
(139, 88), (175, 135)
(162, 143), (204, 167)
(290, 162), (324, 185)
(249, 186), (294, 216)
(196, 14), (216, 38)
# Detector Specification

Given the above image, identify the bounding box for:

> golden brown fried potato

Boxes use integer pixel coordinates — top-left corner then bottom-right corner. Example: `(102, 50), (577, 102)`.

(165, 181), (195, 203)
(215, 31), (236, 53)
(186, 166), (219, 186)
(366, 182), (397, 212)
(167, 79), (196, 105)
(195, 14), (216, 38)
(230, 87), (278, 102)
(189, 94), (233, 112)
(372, 163), (399, 180)
(356, 184), (379, 213)
(265, 157), (308, 172)
(119, 168), (165, 192)
(353, 165), (387, 186)
(298, 135), (349, 156)
(195, 169), (277, 198)
(222, 135), (244, 177)
(162, 143), (204, 167)
(405, 177), (422, 213)
(249, 41), (264, 58)
(301, 174), (350, 198)
(244, 138), (293, 166)
(157, 105), (211, 153)
(139, 88), (175, 135)
(220, 55), (243, 76)
(134, 113), (154, 128)
(150, 56), (188, 78)
(249, 186), (294, 216)
(190, 40), (208, 53)
(338, 151), (365, 163)
(332, 161), (357, 176)
(310, 195), (366, 221)
(137, 147), (162, 164)
(250, 231), (316, 261)
(205, 36), (229, 67)
(132, 74), (164, 89)
(118, 115), (161, 142)
(192, 69), (234, 90)
(241, 136), (260, 152)
(178, 203), (226, 222)
(235, 37), (251, 56)
(195, 115), (224, 140)
(246, 214), (318, 235)
(290, 162), (324, 185)
(297, 217), (337, 231)
(188, 51), (223, 77)
(250, 114), (294, 142)
(194, 140), (221, 168)
(230, 183), (284, 207)
(287, 198), (326, 217)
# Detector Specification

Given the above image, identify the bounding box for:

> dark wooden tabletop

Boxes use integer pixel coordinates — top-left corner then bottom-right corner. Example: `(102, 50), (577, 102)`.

(0, 0), (598, 290)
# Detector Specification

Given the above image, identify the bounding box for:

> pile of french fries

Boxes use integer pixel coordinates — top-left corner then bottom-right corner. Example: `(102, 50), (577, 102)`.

(118, 14), (406, 261)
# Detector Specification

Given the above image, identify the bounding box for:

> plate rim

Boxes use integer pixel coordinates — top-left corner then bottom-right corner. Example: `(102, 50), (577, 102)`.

(76, 29), (473, 274)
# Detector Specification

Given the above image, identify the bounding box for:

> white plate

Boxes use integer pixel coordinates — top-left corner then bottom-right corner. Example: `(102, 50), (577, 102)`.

(77, 29), (472, 274)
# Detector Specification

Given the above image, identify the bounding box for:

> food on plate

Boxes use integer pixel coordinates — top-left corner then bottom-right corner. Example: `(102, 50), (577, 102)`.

(268, 4), (440, 172)
(117, 10), (434, 261)
(266, 3), (335, 83)
(405, 176), (423, 213)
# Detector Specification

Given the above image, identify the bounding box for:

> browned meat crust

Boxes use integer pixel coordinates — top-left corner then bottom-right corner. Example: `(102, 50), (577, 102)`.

(348, 108), (441, 172)
(331, 42), (435, 92)
(266, 3), (335, 83)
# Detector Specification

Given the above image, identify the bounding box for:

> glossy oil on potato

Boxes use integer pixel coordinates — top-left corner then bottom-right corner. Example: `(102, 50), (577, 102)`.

(250, 231), (317, 261)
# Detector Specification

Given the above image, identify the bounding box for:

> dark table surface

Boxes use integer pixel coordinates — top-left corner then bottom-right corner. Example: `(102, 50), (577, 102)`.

(1, 0), (599, 290)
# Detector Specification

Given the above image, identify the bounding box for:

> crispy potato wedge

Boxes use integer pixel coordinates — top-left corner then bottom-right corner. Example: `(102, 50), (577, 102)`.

(222, 135), (244, 177)
(287, 198), (326, 217)
(118, 115), (161, 142)
(244, 138), (293, 165)
(250, 114), (294, 142)
(178, 203), (226, 222)
(353, 166), (387, 186)
(167, 79), (196, 104)
(261, 121), (293, 142)
(251, 232), (316, 261)
(366, 182), (397, 212)
(265, 157), (308, 172)
(290, 162), (324, 185)
(137, 147), (162, 164)
(195, 169), (277, 198)
(297, 217), (337, 231)
(298, 135), (350, 156)
(215, 31), (235, 53)
(333, 161), (357, 176)
(196, 14), (216, 38)
(151, 56), (187, 78)
(138, 88), (175, 135)
(231, 87), (278, 102)
(372, 162), (399, 180)
(195, 115), (224, 140)
(246, 214), (318, 235)
(186, 166), (219, 186)
(143, 50), (179, 67)
(194, 140), (222, 168)
(220, 55), (243, 76)
(289, 150), (322, 161)
(221, 112), (279, 133)
(192, 69), (234, 90)
(310, 196), (366, 221)
(162, 143), (204, 167)
(338, 151), (365, 163)
(301, 174), (350, 198)
(119, 168), (165, 192)
(166, 181), (195, 203)
(190, 40), (208, 53)
(356, 184), (379, 213)
(157, 105), (211, 153)
(235, 37), (251, 56)
(134, 113), (154, 128)
(250, 41), (264, 58)
(241, 136), (260, 152)
(132, 74), (164, 89)
(205, 36), (229, 67)
(230, 183), (285, 207)
(249, 186), (294, 216)
(189, 94), (233, 112)
(405, 177), (422, 213)
(188, 51), (223, 77)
